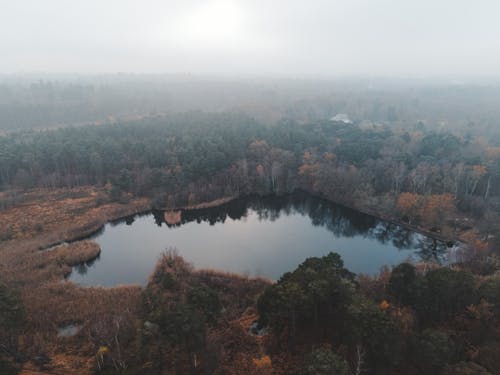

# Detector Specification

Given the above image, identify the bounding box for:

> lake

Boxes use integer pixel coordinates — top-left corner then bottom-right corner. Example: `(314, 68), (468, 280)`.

(68, 192), (449, 286)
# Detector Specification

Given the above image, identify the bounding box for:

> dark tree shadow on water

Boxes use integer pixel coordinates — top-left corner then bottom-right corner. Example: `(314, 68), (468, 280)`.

(74, 253), (101, 275)
(414, 237), (448, 263)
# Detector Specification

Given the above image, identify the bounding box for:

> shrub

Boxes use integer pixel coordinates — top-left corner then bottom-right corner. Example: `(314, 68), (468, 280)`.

(300, 346), (348, 375)
(412, 329), (457, 372)
(388, 263), (418, 306)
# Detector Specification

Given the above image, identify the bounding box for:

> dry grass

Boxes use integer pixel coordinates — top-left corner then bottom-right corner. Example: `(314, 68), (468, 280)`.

(18, 282), (141, 374)
(144, 252), (272, 374)
(48, 241), (101, 267)
(0, 187), (151, 373)
(0, 187), (150, 243)
(147, 251), (271, 320)
(163, 210), (181, 225)
(0, 187), (150, 286)
(15, 240), (102, 283)
(181, 196), (235, 210)
(22, 282), (141, 341)
(20, 352), (95, 375)
(0, 188), (274, 374)
(195, 269), (271, 320)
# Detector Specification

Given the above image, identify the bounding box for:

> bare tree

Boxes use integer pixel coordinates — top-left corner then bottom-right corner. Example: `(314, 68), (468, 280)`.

(353, 344), (366, 375)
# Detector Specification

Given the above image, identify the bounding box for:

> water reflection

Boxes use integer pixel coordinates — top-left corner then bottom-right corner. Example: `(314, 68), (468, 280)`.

(150, 193), (424, 251)
(70, 192), (448, 286)
(415, 237), (449, 262)
(74, 253), (101, 275)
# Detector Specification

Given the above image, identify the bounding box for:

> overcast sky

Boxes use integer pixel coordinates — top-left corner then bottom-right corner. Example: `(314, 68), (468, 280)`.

(1, 0), (500, 78)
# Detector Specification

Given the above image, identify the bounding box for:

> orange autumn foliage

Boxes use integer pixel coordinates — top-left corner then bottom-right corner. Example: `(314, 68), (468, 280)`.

(461, 231), (490, 255)
(323, 152), (336, 162)
(396, 192), (421, 222)
(379, 300), (390, 311)
(419, 193), (455, 226)
(253, 355), (272, 368)
(298, 163), (319, 177)
(471, 165), (487, 178)
(397, 192), (456, 227)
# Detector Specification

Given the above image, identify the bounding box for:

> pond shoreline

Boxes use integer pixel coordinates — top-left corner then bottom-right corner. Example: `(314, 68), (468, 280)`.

(68, 190), (455, 287)
(54, 190), (456, 255)
(27, 188), (459, 289)
(299, 190), (457, 245)
(179, 191), (456, 245)
(185, 191), (457, 246)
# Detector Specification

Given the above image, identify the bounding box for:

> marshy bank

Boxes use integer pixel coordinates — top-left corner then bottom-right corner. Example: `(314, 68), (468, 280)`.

(68, 192), (452, 287)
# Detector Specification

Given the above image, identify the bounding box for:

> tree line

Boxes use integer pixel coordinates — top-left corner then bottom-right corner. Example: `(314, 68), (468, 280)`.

(256, 252), (500, 374)
(1, 112), (500, 238)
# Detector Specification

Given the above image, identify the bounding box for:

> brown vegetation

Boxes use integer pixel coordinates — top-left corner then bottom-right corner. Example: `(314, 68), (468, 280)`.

(163, 210), (181, 225)
(0, 187), (149, 284)
(0, 183), (496, 373)
(139, 251), (273, 374)
(0, 188), (277, 374)
(48, 241), (101, 267)
(0, 187), (151, 373)
(181, 196), (235, 210)
(20, 283), (141, 373)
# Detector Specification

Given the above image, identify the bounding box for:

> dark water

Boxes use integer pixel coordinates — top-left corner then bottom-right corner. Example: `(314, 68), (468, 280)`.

(68, 193), (449, 286)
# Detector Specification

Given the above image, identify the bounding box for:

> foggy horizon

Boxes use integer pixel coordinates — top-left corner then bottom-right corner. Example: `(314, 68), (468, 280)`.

(2, 0), (500, 79)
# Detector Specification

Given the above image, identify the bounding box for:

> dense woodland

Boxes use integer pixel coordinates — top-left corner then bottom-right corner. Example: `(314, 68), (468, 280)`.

(2, 82), (500, 373)
(2, 110), (500, 239)
(2, 248), (500, 374)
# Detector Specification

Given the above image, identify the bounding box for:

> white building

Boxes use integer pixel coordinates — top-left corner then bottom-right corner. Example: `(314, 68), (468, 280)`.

(329, 113), (352, 124)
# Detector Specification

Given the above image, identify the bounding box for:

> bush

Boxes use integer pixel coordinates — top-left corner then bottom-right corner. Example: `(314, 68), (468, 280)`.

(388, 263), (417, 306)
(345, 297), (403, 369)
(477, 277), (500, 315)
(0, 230), (13, 241)
(411, 329), (457, 372)
(0, 283), (25, 360)
(0, 358), (18, 375)
(417, 268), (476, 321)
(258, 252), (355, 338)
(442, 361), (492, 375)
(187, 285), (221, 325)
(300, 347), (348, 375)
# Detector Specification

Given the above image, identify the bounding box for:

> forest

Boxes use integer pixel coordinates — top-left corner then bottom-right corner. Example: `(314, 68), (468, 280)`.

(2, 0), (500, 371)
(1, 81), (500, 373)
(2, 110), (500, 239)
(2, 76), (500, 138)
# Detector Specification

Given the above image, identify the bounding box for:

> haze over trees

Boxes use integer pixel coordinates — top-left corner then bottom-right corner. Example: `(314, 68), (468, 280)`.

(2, 77), (500, 137)
(2, 77), (500, 372)
(2, 0), (500, 372)
(2, 106), (500, 246)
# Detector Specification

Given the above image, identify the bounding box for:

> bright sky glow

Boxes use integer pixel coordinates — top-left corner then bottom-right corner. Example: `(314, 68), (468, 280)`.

(1, 0), (500, 77)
